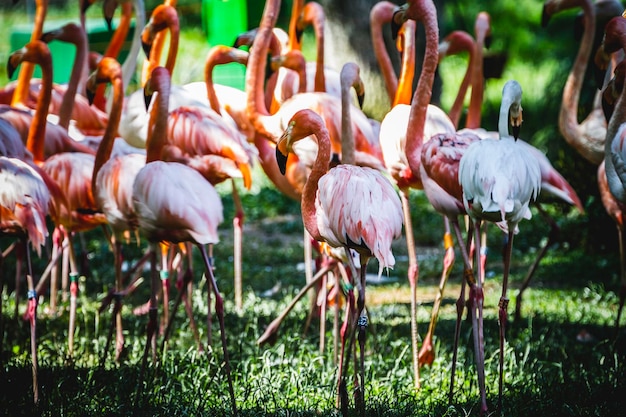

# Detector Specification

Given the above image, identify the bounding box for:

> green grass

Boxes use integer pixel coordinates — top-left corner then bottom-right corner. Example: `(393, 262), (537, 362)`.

(1, 163), (625, 417)
(2, 1), (626, 416)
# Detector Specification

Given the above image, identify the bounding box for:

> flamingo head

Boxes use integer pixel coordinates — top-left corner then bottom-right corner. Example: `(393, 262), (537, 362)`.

(86, 57), (123, 106)
(7, 41), (52, 80)
(102, 0), (118, 32)
(276, 109), (326, 175)
(233, 28), (258, 49)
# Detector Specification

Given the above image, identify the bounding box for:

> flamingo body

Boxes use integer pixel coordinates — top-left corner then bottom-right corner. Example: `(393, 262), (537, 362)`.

(316, 164), (403, 275)
(132, 161), (223, 245)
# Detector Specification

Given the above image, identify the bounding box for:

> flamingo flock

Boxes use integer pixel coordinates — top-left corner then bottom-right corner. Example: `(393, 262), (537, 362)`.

(2, 0), (626, 415)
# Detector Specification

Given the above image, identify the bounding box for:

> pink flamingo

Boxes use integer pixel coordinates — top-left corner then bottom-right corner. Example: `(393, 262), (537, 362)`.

(2, 40), (58, 406)
(542, 0), (606, 164)
(132, 66), (237, 416)
(377, 0), (456, 388)
(86, 57), (146, 362)
(276, 103), (403, 413)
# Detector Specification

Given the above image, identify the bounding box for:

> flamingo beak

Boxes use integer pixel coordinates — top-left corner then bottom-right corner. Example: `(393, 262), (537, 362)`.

(390, 5), (407, 40)
(233, 28), (257, 49)
(357, 92), (365, 109)
(86, 78), (96, 105)
(143, 89), (154, 111)
(40, 28), (60, 44)
(276, 129), (292, 176)
(6, 47), (25, 79)
(510, 108), (523, 139)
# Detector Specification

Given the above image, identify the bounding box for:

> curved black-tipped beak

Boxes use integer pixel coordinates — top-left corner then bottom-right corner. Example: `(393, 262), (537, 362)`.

(40, 29), (57, 44)
(511, 124), (520, 140)
(7, 54), (20, 79)
(602, 94), (614, 122)
(357, 92), (364, 109)
(142, 40), (152, 58)
(233, 28), (257, 48)
(86, 87), (96, 106)
(391, 8), (404, 41)
(295, 27), (304, 44)
(541, 4), (552, 28)
(105, 16), (114, 32)
(276, 146), (288, 175)
(144, 91), (153, 111)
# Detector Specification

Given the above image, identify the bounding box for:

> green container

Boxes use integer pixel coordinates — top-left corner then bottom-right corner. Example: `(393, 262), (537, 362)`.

(201, 0), (248, 90)
(10, 18), (135, 84)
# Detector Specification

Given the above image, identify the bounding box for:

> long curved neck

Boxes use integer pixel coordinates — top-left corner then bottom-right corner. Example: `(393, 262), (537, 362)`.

(205, 46), (249, 114)
(12, 0), (47, 107)
(122, 0), (145, 93)
(146, 74), (171, 163)
(559, 0), (595, 138)
(405, 0), (439, 177)
(444, 31), (475, 128)
(340, 66), (356, 165)
(58, 25), (89, 130)
(288, 0), (304, 51)
(27, 50), (53, 164)
(245, 0), (282, 140)
(303, 2), (326, 92)
(393, 19), (416, 107)
(92, 72), (124, 193)
(370, 1), (398, 105)
(105, 2), (132, 60)
(466, 26), (486, 129)
(302, 119), (331, 242)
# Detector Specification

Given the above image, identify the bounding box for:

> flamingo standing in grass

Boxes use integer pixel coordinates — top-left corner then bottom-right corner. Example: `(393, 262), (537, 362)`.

(276, 104), (403, 414)
(132, 66), (237, 416)
(459, 80), (542, 412)
(86, 57), (146, 362)
(3, 40), (60, 406)
(377, 0), (456, 388)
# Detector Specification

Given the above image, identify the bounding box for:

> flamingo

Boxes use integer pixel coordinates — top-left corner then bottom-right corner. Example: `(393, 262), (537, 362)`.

(459, 80), (542, 411)
(7, 41), (108, 357)
(2, 39), (60, 406)
(136, 5), (256, 314)
(600, 41), (626, 329)
(132, 66), (237, 416)
(267, 0), (342, 111)
(85, 57), (146, 362)
(276, 104), (403, 413)
(377, 0), (457, 388)
(542, 0), (607, 165)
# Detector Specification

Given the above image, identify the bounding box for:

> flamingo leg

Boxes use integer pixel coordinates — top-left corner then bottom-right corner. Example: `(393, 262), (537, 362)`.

(355, 256), (369, 416)
(318, 272), (328, 354)
(197, 244), (237, 417)
(419, 220), (455, 367)
(136, 245), (159, 405)
(337, 280), (355, 414)
(231, 180), (244, 313)
(514, 203), (558, 321)
(400, 190), (421, 389)
(334, 261), (351, 365)
(66, 231), (80, 358)
(471, 220), (488, 415)
(101, 240), (126, 365)
(24, 244), (39, 405)
(498, 229), (515, 410)
(448, 219), (474, 403)
(159, 243), (171, 335)
(49, 228), (62, 315)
